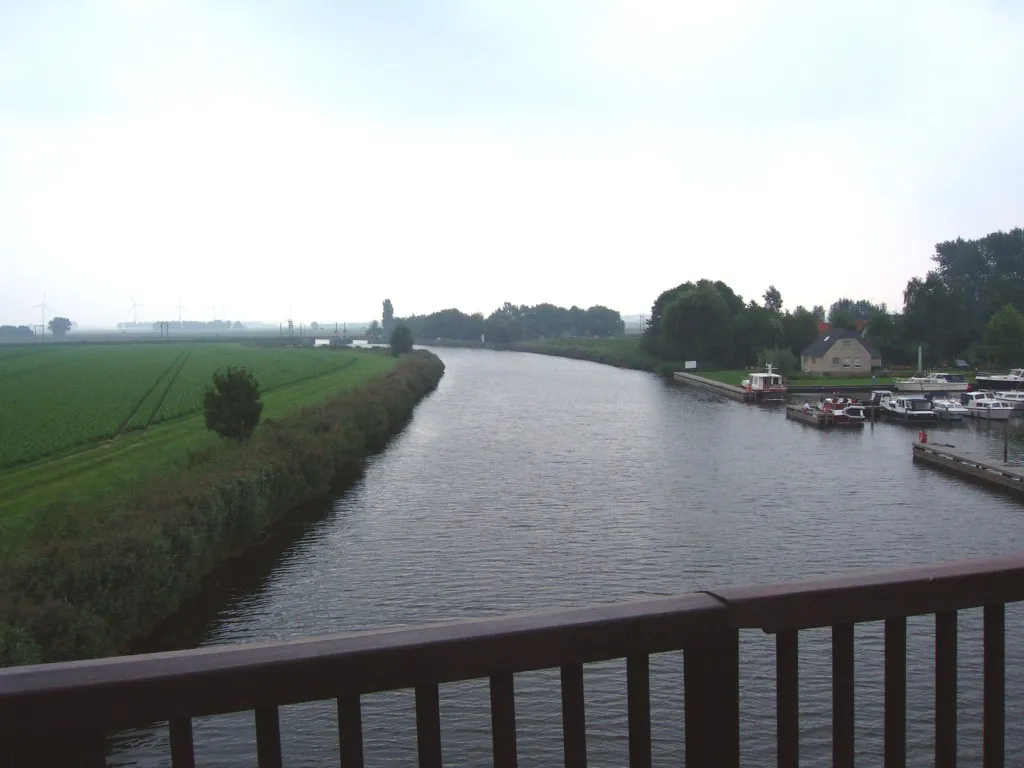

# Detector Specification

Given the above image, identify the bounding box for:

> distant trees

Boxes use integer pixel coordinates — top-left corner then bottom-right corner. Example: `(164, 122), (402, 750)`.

(202, 367), (263, 442)
(0, 325), (34, 341)
(366, 320), (383, 341)
(47, 317), (72, 337)
(389, 325), (414, 355)
(637, 226), (1024, 371)
(399, 303), (626, 343)
(903, 228), (1024, 364)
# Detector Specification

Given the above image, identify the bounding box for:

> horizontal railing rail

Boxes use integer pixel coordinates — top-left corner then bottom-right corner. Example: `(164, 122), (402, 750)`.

(2, 553), (1023, 767)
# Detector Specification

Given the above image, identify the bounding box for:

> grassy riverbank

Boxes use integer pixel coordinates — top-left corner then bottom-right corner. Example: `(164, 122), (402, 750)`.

(508, 337), (682, 373)
(0, 349), (444, 666)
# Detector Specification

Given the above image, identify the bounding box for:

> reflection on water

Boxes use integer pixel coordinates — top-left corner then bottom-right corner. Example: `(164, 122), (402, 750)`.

(112, 349), (1024, 766)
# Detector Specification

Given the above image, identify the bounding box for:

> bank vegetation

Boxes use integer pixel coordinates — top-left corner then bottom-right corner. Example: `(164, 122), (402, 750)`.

(0, 350), (444, 667)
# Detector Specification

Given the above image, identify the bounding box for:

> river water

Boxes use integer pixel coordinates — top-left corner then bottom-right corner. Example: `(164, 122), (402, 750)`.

(112, 348), (1024, 767)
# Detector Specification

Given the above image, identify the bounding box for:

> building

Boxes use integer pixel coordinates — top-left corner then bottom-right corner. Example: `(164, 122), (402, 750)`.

(801, 327), (881, 374)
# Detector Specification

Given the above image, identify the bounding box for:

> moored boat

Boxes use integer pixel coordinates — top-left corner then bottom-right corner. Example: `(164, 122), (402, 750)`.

(786, 402), (865, 428)
(960, 391), (1015, 420)
(893, 372), (970, 393)
(741, 363), (787, 402)
(882, 394), (938, 421)
(992, 390), (1024, 411)
(974, 368), (1024, 391)
(927, 394), (969, 421)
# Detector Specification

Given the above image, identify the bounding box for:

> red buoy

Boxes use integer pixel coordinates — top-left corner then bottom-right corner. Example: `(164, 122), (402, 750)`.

(919, 431), (928, 444)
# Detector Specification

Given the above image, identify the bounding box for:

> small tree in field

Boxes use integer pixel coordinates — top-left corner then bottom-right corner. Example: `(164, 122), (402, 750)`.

(203, 367), (263, 442)
(389, 324), (414, 356)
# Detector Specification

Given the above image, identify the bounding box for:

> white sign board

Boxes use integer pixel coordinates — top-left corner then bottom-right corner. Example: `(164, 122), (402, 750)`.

(685, 360), (698, 370)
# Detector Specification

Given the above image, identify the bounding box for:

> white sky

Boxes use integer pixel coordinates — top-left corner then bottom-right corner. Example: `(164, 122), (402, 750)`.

(2, 0), (1023, 327)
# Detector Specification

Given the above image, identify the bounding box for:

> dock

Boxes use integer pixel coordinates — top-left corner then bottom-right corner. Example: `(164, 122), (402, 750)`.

(785, 405), (865, 429)
(672, 372), (750, 401)
(912, 443), (1024, 498)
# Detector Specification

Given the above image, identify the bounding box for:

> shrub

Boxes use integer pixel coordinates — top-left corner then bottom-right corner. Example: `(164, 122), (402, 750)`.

(203, 367), (263, 442)
(390, 325), (414, 355)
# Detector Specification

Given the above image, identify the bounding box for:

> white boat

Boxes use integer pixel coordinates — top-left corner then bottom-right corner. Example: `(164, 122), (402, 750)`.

(959, 391), (1015, 420)
(882, 394), (938, 421)
(893, 372), (970, 392)
(928, 395), (969, 421)
(992, 390), (1024, 411)
(975, 368), (1024, 391)
(740, 363), (787, 401)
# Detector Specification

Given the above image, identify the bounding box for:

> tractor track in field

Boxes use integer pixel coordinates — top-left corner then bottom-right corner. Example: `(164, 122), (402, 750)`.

(114, 348), (189, 437)
(144, 348), (193, 429)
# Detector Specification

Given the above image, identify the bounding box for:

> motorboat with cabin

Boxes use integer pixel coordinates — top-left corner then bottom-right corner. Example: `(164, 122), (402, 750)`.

(882, 394), (938, 421)
(740, 363), (787, 402)
(893, 372), (970, 393)
(991, 390), (1024, 411)
(974, 368), (1024, 391)
(959, 391), (1015, 420)
(924, 393), (969, 421)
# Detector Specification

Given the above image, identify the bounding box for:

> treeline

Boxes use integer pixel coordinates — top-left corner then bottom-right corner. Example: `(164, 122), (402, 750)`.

(0, 325), (34, 341)
(143, 320), (246, 331)
(903, 228), (1024, 366)
(400, 303), (625, 344)
(642, 280), (823, 371)
(642, 227), (1024, 371)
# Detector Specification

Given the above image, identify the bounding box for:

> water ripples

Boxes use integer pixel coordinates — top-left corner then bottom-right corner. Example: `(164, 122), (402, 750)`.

(113, 349), (1024, 766)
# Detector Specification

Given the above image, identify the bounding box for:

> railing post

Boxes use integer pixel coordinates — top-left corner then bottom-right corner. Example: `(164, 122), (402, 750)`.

(684, 631), (739, 768)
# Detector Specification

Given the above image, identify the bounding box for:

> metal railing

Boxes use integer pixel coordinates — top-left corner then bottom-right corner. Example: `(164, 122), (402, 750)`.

(2, 553), (1022, 767)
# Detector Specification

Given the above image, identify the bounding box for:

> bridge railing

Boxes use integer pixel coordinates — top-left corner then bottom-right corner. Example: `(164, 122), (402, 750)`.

(1, 553), (1022, 768)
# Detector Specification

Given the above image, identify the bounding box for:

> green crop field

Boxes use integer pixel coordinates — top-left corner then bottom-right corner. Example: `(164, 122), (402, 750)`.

(0, 343), (398, 525)
(0, 343), (388, 469)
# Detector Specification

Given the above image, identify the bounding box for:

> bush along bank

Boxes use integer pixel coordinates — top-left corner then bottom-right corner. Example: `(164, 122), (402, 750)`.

(0, 350), (445, 667)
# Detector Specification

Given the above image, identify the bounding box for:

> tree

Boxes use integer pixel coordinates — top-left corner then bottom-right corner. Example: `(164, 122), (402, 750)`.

(984, 304), (1024, 368)
(757, 346), (798, 377)
(659, 283), (735, 366)
(811, 305), (826, 321)
(310, 321), (319, 332)
(202, 367), (263, 442)
(366, 320), (382, 341)
(47, 317), (72, 337)
(763, 285), (783, 314)
(382, 299), (394, 337)
(390, 324), (414, 355)
(782, 306), (820, 358)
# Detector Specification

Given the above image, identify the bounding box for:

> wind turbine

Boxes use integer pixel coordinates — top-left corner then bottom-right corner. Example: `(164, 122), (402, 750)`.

(127, 297), (145, 326)
(31, 293), (50, 337)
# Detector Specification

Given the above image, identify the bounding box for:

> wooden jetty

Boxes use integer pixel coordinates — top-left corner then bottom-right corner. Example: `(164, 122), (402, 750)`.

(912, 443), (1024, 499)
(785, 405), (865, 429)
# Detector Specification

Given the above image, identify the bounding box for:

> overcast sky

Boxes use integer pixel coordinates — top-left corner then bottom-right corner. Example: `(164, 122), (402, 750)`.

(2, 0), (1023, 327)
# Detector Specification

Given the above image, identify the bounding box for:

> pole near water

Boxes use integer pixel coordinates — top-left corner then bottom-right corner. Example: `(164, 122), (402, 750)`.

(1004, 419), (1009, 464)
(918, 345), (923, 375)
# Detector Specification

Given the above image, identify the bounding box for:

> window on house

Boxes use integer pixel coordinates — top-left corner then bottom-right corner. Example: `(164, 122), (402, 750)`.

(854, 359), (862, 368)
(841, 339), (851, 347)
(832, 356), (840, 365)
(842, 358), (852, 368)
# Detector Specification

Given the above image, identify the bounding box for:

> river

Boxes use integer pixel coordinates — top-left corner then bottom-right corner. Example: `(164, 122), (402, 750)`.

(112, 347), (1024, 766)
